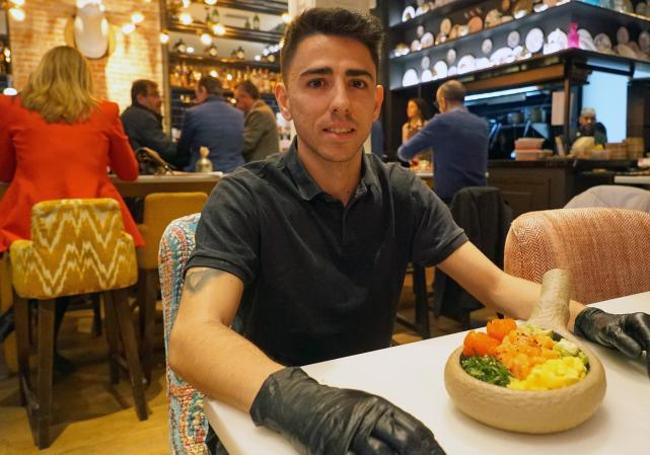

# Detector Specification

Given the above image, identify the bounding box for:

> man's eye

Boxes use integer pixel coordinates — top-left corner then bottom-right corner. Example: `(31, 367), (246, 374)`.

(351, 79), (368, 89)
(307, 79), (324, 88)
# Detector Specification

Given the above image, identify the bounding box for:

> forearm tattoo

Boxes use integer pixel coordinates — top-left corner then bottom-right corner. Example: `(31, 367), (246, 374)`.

(184, 268), (225, 294)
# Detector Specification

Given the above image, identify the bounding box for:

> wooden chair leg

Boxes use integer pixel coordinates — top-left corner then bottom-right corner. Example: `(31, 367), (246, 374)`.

(112, 288), (148, 421)
(103, 293), (120, 385)
(35, 300), (55, 449)
(140, 269), (157, 385)
(14, 294), (30, 407)
(92, 294), (102, 337)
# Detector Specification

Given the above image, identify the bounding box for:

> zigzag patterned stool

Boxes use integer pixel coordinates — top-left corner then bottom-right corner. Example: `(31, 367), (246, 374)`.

(10, 198), (148, 449)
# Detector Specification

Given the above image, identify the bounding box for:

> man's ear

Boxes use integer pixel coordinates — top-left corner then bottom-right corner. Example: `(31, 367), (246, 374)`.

(373, 85), (385, 122)
(275, 82), (292, 121)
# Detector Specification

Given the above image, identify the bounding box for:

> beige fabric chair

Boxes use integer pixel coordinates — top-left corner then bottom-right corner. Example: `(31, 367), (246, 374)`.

(504, 208), (650, 304)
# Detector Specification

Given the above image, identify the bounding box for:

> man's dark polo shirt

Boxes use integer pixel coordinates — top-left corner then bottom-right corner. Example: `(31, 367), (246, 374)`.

(187, 142), (468, 366)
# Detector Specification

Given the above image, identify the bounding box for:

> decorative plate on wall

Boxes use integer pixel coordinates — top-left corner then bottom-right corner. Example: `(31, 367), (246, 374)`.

(421, 32), (434, 48)
(525, 28), (544, 53)
(507, 30), (521, 48)
(482, 38), (494, 55)
(402, 6), (416, 22)
(616, 26), (630, 45)
(639, 30), (650, 53)
(594, 33), (612, 52)
(433, 60), (449, 78)
(402, 68), (419, 86)
(447, 48), (457, 64)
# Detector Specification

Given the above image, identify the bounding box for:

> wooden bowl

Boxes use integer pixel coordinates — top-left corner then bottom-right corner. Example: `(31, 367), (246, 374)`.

(444, 269), (607, 433)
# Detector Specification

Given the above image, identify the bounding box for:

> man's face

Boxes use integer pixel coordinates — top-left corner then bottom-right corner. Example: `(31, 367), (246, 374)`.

(235, 87), (255, 113)
(275, 34), (383, 164)
(137, 85), (162, 114)
(579, 115), (596, 135)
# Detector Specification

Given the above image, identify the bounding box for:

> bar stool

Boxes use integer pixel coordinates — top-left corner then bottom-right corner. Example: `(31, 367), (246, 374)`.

(137, 192), (207, 383)
(10, 198), (148, 449)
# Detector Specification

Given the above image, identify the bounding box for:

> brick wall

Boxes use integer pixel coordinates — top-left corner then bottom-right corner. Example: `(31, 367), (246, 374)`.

(9, 0), (163, 111)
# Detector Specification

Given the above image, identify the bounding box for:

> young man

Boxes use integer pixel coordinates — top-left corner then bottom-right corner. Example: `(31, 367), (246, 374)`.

(397, 80), (489, 203)
(169, 8), (650, 455)
(235, 80), (280, 162)
(176, 76), (245, 172)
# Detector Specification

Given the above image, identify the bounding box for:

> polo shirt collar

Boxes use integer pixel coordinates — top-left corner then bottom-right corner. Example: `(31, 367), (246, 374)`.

(283, 138), (380, 202)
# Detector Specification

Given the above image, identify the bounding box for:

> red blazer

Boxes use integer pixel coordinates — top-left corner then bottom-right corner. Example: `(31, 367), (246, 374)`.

(0, 95), (144, 252)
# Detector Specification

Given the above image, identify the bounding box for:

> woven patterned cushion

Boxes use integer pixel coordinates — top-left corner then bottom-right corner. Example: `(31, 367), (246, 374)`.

(159, 213), (207, 455)
(137, 192), (207, 270)
(10, 198), (137, 299)
(505, 208), (650, 304)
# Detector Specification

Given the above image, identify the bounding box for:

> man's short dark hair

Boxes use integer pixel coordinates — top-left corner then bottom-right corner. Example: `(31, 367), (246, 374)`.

(131, 79), (157, 105)
(236, 80), (260, 100)
(438, 80), (466, 104)
(280, 8), (383, 81)
(198, 76), (223, 96)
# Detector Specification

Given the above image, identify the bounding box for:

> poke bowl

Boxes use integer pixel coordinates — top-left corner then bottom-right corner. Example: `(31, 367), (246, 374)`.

(444, 269), (607, 433)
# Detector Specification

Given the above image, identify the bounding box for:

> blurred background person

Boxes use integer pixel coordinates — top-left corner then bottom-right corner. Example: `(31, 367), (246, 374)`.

(576, 107), (608, 146)
(121, 79), (181, 168)
(0, 45), (142, 372)
(398, 80), (488, 203)
(235, 80), (280, 162)
(177, 76), (244, 172)
(401, 97), (430, 144)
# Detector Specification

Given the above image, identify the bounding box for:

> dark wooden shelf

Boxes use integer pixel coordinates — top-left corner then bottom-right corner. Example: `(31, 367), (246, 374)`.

(167, 21), (282, 44)
(213, 0), (288, 16)
(390, 1), (650, 64)
(391, 48), (650, 92)
(168, 52), (280, 71)
(389, 0), (484, 29)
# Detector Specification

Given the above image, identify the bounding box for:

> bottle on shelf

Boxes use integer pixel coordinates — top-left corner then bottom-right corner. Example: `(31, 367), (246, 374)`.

(244, 17), (251, 29)
(206, 43), (219, 57)
(253, 14), (260, 30)
(209, 7), (220, 25)
(173, 38), (188, 54)
(236, 46), (246, 60)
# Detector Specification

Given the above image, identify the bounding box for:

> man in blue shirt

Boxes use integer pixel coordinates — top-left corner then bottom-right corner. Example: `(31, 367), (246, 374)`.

(177, 76), (245, 172)
(398, 80), (488, 202)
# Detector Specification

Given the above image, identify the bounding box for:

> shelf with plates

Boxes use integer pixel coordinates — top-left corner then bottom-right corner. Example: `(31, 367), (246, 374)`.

(389, 0), (485, 29)
(389, 0), (650, 91)
(378, 0), (650, 155)
(392, 48), (650, 92)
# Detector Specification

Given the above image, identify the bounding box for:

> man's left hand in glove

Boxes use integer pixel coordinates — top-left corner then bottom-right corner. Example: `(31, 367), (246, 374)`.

(574, 307), (650, 376)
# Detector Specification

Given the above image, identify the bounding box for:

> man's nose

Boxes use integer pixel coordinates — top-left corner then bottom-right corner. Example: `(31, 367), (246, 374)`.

(330, 80), (351, 114)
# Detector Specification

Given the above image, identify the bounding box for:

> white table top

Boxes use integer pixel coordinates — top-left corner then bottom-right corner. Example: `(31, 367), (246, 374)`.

(614, 175), (650, 185)
(205, 292), (650, 455)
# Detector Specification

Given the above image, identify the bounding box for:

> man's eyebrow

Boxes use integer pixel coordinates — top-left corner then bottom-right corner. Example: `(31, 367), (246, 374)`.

(298, 67), (374, 80)
(299, 67), (333, 77)
(345, 69), (373, 79)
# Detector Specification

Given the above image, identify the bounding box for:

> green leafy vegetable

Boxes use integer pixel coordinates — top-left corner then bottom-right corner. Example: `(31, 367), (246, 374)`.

(461, 355), (512, 386)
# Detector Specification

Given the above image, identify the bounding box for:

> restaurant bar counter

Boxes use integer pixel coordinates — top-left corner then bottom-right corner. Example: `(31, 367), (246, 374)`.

(487, 158), (637, 217)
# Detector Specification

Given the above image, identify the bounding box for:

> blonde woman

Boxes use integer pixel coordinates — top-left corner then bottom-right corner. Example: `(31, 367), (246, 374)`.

(0, 45), (143, 251)
(0, 46), (142, 372)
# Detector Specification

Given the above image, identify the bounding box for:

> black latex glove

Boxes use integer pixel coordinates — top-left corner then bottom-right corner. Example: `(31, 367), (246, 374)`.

(250, 367), (445, 455)
(574, 307), (650, 376)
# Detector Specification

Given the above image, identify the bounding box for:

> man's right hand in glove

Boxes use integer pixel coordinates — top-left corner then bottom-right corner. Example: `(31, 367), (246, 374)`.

(250, 367), (445, 455)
